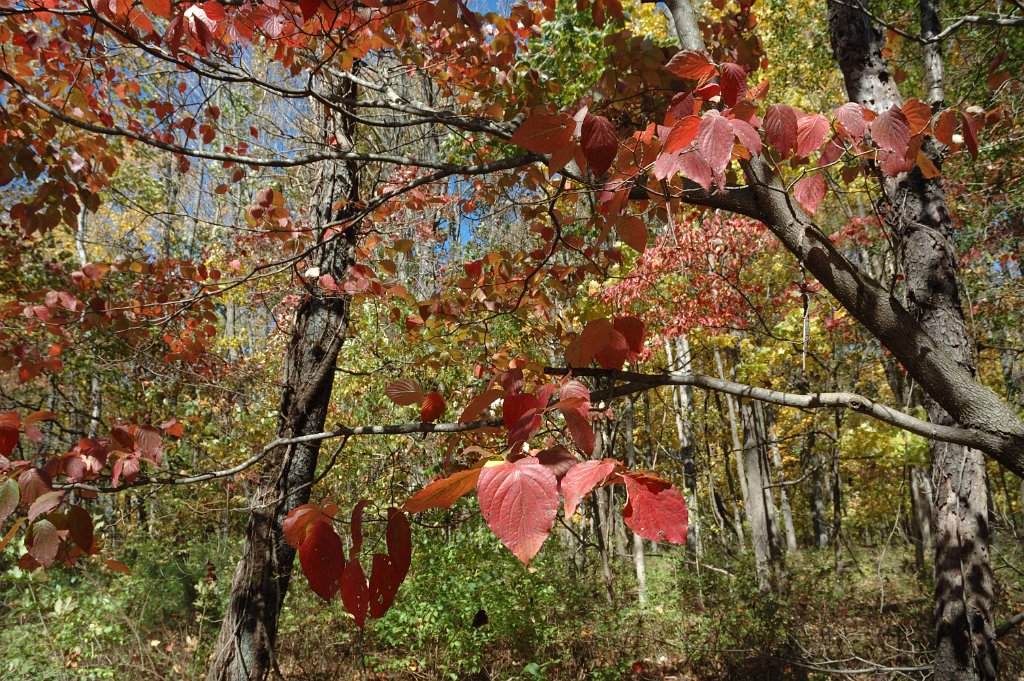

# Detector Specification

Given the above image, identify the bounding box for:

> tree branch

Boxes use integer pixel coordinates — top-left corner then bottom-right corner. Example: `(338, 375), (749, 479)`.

(54, 417), (501, 494)
(544, 367), (1008, 453)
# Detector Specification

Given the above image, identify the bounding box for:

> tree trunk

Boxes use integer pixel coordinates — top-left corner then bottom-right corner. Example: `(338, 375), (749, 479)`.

(206, 79), (359, 681)
(910, 465), (934, 577)
(761, 404), (797, 552)
(667, 336), (701, 554)
(827, 2), (997, 677)
(623, 395), (648, 605)
(740, 400), (784, 590)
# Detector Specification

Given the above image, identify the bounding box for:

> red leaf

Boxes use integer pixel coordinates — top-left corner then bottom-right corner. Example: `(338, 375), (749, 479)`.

(420, 391), (446, 423)
(0, 478), (19, 523)
(595, 329), (629, 370)
(765, 104), (798, 157)
(0, 412), (19, 457)
(459, 389), (502, 423)
(385, 379), (425, 406)
(503, 393), (542, 431)
(833, 102), (866, 140)
(933, 108), (957, 145)
(509, 112), (575, 155)
(283, 503), (330, 549)
(960, 112), (979, 159)
(202, 1), (227, 21)
(367, 553), (402, 619)
(697, 111), (734, 174)
(24, 411), (55, 444)
(18, 468), (51, 507)
(616, 216), (648, 253)
(27, 519), (59, 567)
(622, 474), (688, 543)
(664, 50), (717, 81)
(578, 318), (614, 365)
(28, 491), (63, 521)
(668, 92), (695, 119)
(558, 380), (591, 413)
(341, 558), (369, 627)
(902, 99), (932, 136)
(66, 505), (94, 553)
(871, 105), (910, 156)
(677, 151), (713, 191)
(536, 446), (578, 484)
(729, 118), (762, 156)
(720, 63), (747, 107)
(563, 408), (596, 456)
(299, 521), (345, 601)
(562, 459), (621, 517)
(348, 499), (371, 560)
(663, 116), (701, 154)
(385, 509), (412, 580)
(105, 559), (131, 575)
(581, 114), (618, 178)
(614, 316), (645, 359)
(142, 0), (171, 19)
(403, 468), (482, 513)
(298, 0), (320, 22)
(796, 113), (830, 157)
(477, 458), (560, 564)
(794, 173), (827, 215)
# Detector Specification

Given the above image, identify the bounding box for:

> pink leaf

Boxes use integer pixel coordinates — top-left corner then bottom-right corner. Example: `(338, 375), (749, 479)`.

(622, 474), (688, 544)
(871, 105), (911, 156)
(794, 173), (827, 215)
(796, 113), (830, 157)
(477, 458), (560, 564)
(697, 111), (735, 174)
(764, 104), (798, 158)
(833, 102), (866, 140)
(562, 459), (621, 517)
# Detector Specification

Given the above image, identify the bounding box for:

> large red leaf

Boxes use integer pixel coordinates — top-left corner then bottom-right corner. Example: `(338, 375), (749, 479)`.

(340, 558), (369, 627)
(562, 408), (595, 456)
(578, 318), (614, 364)
(622, 474), (688, 544)
(367, 553), (402, 619)
(663, 116), (701, 154)
(477, 458), (560, 564)
(18, 468), (51, 507)
(697, 111), (734, 174)
(27, 519), (59, 568)
(871, 105), (910, 156)
(536, 446), (578, 485)
(664, 50), (717, 81)
(283, 503), (336, 548)
(901, 99), (932, 136)
(509, 112), (575, 155)
(562, 459), (621, 517)
(385, 379), (425, 406)
(28, 491), (63, 522)
(832, 102), (866, 140)
(503, 392), (542, 431)
(557, 380), (591, 414)
(764, 104), (798, 157)
(581, 114), (618, 177)
(420, 391), (446, 423)
(614, 316), (645, 359)
(796, 113), (830, 157)
(793, 173), (827, 215)
(933, 108), (957, 145)
(730, 118), (762, 156)
(719, 62), (747, 107)
(616, 216), (648, 253)
(298, 520), (345, 601)
(66, 505), (94, 553)
(385, 509), (412, 580)
(403, 467), (482, 513)
(594, 329), (629, 369)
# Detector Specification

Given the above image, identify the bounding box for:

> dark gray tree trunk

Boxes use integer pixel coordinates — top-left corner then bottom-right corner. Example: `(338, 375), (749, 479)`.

(827, 2), (996, 677)
(206, 80), (359, 681)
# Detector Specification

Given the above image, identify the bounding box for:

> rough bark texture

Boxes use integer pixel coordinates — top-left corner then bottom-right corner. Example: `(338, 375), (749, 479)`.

(206, 80), (359, 681)
(826, 2), (996, 678)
